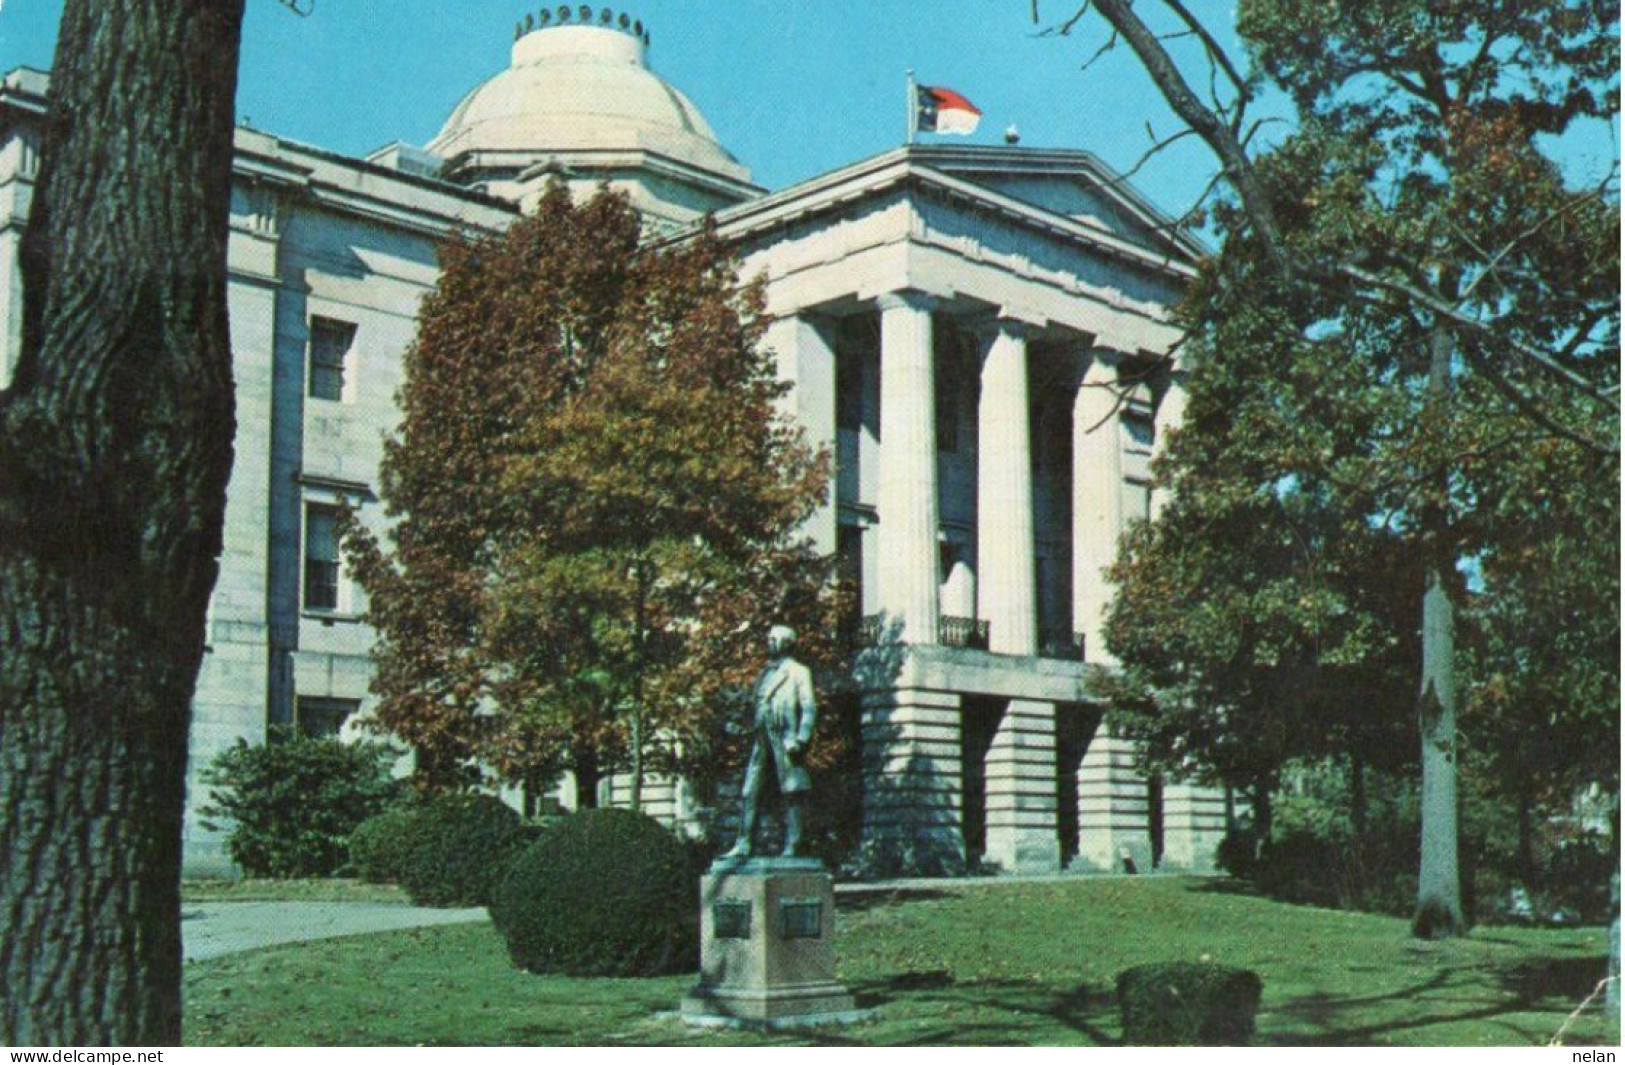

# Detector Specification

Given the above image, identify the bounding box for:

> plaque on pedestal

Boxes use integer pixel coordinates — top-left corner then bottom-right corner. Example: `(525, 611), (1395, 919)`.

(679, 857), (871, 1029)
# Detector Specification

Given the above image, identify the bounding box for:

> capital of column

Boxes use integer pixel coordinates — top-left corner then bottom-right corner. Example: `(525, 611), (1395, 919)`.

(964, 310), (1042, 346)
(875, 289), (940, 315)
(1067, 346), (1129, 392)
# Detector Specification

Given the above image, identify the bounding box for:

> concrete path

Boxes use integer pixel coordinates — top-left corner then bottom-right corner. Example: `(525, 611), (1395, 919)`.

(182, 901), (488, 961)
(181, 871), (1187, 962)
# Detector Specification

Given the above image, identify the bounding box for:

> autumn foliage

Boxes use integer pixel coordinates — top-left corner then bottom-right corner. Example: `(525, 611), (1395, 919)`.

(344, 182), (840, 805)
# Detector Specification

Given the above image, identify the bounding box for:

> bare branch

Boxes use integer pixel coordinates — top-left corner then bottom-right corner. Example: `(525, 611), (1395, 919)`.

(1457, 342), (1617, 454)
(1459, 181), (1614, 304)
(1159, 0), (1249, 101)
(1334, 262), (1620, 414)
(1089, 0), (1293, 278)
(1080, 28), (1120, 74)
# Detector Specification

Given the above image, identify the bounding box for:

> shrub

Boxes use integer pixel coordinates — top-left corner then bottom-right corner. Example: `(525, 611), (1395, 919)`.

(200, 731), (403, 878)
(397, 792), (527, 907)
(347, 803), (424, 884)
(1117, 962), (1263, 1046)
(490, 808), (700, 977)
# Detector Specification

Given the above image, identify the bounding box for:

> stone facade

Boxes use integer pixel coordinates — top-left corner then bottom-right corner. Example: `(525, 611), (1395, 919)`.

(0, 13), (1229, 876)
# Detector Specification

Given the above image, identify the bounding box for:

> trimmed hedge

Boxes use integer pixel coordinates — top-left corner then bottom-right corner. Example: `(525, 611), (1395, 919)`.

(490, 808), (699, 977)
(397, 793), (527, 907)
(199, 733), (402, 878)
(347, 803), (423, 884)
(1116, 962), (1263, 1046)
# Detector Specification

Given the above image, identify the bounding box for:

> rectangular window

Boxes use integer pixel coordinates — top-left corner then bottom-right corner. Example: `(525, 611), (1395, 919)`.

(1121, 410), (1155, 452)
(304, 503), (341, 611)
(296, 696), (359, 738)
(308, 317), (355, 401)
(1122, 478), (1153, 525)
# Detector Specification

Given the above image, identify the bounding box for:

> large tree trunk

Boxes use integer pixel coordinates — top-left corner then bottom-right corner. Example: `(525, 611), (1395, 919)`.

(0, 0), (245, 1044)
(1413, 325), (1465, 939)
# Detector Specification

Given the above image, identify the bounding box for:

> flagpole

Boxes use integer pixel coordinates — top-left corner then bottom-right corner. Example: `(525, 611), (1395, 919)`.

(905, 68), (917, 145)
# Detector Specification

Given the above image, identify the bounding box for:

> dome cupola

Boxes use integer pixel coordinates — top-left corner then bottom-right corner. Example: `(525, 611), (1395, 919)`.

(428, 8), (760, 226)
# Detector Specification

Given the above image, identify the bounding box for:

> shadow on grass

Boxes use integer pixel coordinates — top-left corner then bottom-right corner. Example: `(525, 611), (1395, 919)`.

(836, 972), (1120, 1046)
(1268, 952), (1612, 1046)
(834, 888), (956, 913)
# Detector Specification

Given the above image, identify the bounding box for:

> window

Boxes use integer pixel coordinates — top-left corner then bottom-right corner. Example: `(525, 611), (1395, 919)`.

(1121, 410), (1155, 451)
(296, 696), (359, 738)
(304, 503), (341, 611)
(308, 317), (355, 401)
(1122, 477), (1153, 525)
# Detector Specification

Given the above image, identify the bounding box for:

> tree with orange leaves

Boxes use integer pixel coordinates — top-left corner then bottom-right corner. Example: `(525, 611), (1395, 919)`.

(344, 182), (840, 812)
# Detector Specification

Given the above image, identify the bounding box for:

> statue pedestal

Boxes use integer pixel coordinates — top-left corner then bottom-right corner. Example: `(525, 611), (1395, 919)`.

(679, 857), (870, 1029)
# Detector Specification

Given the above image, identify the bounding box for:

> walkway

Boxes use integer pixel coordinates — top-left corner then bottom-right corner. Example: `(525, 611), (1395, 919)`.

(182, 901), (487, 961)
(182, 870), (1180, 961)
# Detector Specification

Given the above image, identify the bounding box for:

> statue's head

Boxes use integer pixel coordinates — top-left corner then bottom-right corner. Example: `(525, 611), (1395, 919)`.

(767, 624), (797, 657)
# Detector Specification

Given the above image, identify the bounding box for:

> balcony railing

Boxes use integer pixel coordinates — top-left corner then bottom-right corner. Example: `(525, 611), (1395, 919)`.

(1039, 628), (1087, 662)
(939, 615), (989, 650)
(849, 615), (1082, 660)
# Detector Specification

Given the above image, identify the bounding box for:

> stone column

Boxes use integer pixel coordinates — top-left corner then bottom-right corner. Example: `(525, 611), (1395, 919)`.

(860, 688), (964, 874)
(1068, 353), (1155, 871)
(976, 318), (1038, 657)
(983, 699), (1062, 873)
(876, 291), (940, 645)
(1151, 372), (1187, 522)
(1159, 781), (1229, 871)
(1072, 353), (1122, 664)
(764, 312), (838, 554)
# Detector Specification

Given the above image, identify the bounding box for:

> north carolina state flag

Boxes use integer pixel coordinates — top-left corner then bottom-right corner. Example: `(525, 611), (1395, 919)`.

(916, 85), (982, 135)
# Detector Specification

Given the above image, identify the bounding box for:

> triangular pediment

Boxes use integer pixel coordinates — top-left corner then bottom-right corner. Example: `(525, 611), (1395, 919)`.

(919, 145), (1206, 264)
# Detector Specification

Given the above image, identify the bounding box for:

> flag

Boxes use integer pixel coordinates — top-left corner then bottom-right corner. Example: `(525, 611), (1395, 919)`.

(916, 85), (982, 136)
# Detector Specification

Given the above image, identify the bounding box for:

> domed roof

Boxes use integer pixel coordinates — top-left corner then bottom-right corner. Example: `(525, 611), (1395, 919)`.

(427, 15), (748, 182)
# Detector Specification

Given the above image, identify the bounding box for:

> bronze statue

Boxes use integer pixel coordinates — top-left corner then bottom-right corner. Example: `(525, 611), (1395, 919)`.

(724, 624), (817, 859)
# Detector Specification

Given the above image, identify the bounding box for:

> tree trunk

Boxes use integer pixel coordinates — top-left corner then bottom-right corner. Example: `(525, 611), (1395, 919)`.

(1350, 754), (1368, 838)
(1413, 325), (1465, 939)
(575, 743), (600, 809)
(0, 0), (244, 1044)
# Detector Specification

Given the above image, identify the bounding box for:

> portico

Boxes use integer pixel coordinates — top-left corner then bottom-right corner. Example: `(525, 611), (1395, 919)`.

(717, 144), (1229, 874)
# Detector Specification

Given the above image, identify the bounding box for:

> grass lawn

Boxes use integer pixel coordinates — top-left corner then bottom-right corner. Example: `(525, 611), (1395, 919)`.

(183, 878), (408, 905)
(182, 876), (1616, 1046)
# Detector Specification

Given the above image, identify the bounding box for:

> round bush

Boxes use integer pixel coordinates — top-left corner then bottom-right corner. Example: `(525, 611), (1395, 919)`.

(398, 792), (526, 907)
(347, 804), (423, 884)
(1117, 962), (1263, 1046)
(490, 808), (699, 977)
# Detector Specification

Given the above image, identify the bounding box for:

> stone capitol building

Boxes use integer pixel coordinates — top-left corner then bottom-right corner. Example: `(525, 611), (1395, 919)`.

(0, 8), (1228, 876)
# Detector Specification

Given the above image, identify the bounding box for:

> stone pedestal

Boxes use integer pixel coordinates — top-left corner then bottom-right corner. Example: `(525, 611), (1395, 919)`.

(681, 857), (869, 1029)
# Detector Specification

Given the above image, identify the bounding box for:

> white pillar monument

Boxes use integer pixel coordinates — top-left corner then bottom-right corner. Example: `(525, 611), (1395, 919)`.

(875, 290), (940, 645)
(1069, 350), (1152, 872)
(976, 317), (1038, 657)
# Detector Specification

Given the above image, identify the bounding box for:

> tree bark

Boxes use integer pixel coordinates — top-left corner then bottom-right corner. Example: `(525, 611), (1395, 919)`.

(0, 0), (245, 1044)
(1413, 325), (1465, 939)
(1350, 753), (1368, 838)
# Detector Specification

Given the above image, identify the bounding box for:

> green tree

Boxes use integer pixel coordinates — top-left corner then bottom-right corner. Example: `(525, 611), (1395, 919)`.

(345, 182), (840, 810)
(0, 0), (251, 1044)
(1049, 0), (1618, 936)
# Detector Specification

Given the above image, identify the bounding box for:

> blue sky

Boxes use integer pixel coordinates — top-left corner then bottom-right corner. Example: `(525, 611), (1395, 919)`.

(1, 2), (1614, 216)
(0, 0), (1239, 218)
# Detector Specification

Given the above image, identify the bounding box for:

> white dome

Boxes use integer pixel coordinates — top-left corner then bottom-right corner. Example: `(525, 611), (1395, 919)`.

(428, 21), (747, 181)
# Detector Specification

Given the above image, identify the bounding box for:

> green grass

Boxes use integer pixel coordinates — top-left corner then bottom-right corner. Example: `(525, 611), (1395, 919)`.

(182, 878), (408, 904)
(182, 877), (1616, 1046)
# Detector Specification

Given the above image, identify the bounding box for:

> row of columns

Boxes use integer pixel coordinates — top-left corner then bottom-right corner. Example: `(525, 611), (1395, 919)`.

(772, 291), (1226, 875)
(870, 289), (1146, 655)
